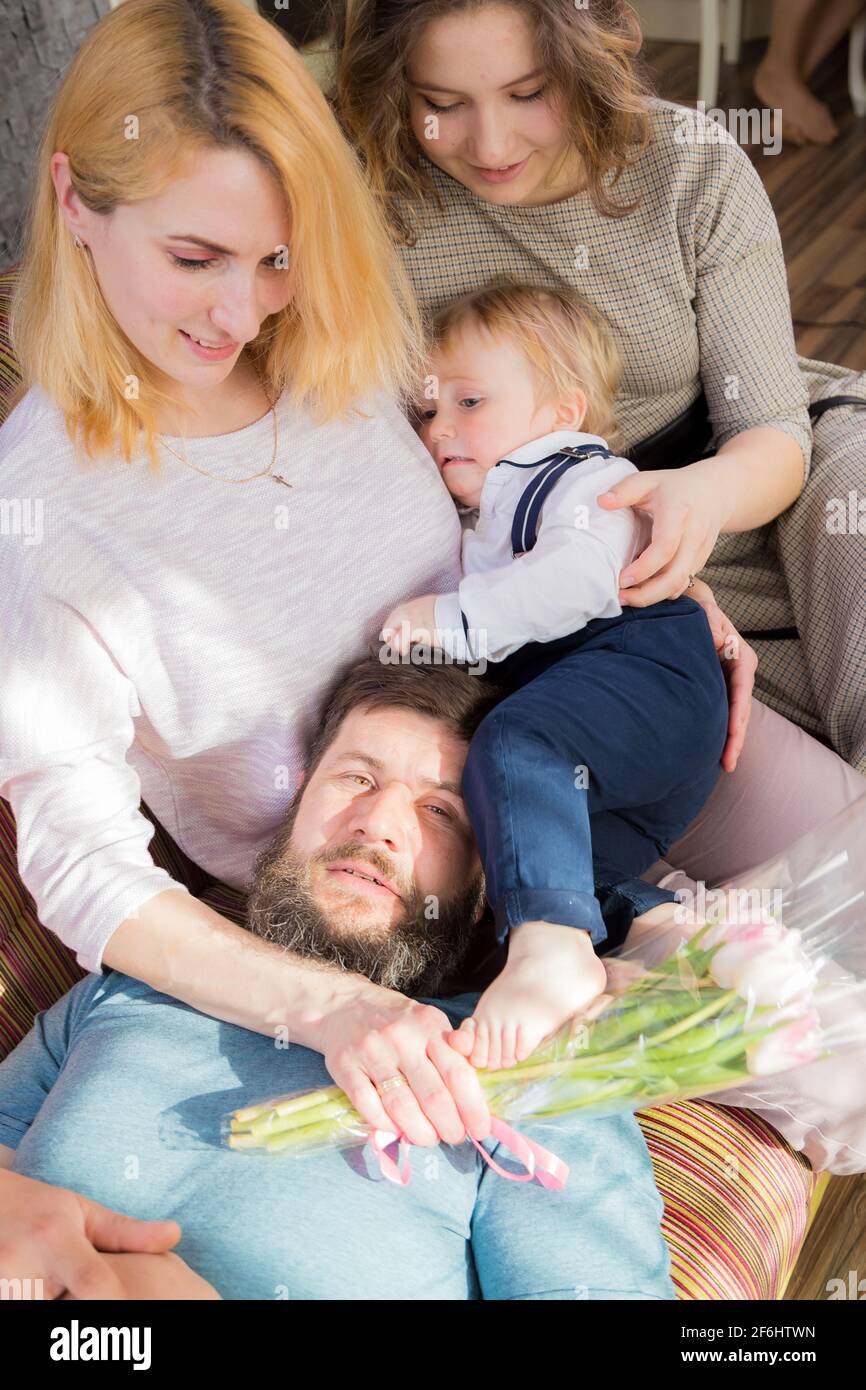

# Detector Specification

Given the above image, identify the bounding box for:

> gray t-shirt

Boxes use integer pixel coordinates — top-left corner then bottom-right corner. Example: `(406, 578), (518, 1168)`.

(0, 971), (674, 1300)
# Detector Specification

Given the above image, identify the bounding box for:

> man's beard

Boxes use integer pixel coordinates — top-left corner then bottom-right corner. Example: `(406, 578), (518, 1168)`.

(245, 798), (486, 996)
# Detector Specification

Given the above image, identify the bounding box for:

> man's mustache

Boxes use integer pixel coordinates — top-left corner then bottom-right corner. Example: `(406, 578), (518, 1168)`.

(314, 842), (418, 908)
(246, 820), (487, 995)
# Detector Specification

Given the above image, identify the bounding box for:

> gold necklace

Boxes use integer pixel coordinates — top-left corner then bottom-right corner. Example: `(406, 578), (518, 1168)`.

(158, 387), (292, 487)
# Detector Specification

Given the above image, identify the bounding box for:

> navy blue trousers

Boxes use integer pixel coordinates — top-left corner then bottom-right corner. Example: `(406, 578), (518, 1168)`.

(463, 597), (729, 953)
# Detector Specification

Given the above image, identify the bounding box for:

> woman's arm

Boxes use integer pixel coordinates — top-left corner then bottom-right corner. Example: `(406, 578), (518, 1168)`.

(103, 890), (492, 1147)
(103, 888), (387, 1045)
(701, 426), (805, 533)
(598, 111), (812, 604)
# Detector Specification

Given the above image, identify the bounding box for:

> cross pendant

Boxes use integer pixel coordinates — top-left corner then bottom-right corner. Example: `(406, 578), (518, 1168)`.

(272, 474), (293, 487)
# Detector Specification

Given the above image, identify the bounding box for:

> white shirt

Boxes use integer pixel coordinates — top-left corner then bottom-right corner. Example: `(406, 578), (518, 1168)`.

(434, 430), (651, 662)
(0, 384), (462, 972)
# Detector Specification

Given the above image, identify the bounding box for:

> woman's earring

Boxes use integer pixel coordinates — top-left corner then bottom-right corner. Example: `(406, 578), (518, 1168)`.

(73, 234), (83, 249)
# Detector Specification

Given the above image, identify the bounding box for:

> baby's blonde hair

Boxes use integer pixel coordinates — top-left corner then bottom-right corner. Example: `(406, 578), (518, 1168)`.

(423, 276), (623, 451)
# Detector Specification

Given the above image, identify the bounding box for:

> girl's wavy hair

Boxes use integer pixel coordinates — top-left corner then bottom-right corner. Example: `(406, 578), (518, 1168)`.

(422, 275), (624, 450)
(10, 0), (427, 470)
(327, 0), (654, 246)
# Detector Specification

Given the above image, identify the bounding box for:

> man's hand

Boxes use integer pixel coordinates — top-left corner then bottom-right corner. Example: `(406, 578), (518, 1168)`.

(0, 1168), (181, 1300)
(380, 595), (440, 655)
(59, 1251), (221, 1300)
(319, 989), (492, 1148)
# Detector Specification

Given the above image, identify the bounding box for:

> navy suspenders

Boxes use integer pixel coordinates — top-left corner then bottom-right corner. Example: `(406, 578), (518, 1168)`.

(509, 444), (612, 558)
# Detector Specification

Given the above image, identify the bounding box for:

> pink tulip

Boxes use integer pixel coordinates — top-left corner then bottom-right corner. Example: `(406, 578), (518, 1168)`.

(706, 906), (783, 950)
(710, 927), (818, 1006)
(734, 942), (817, 1007)
(708, 921), (789, 985)
(743, 1001), (807, 1033)
(746, 1011), (823, 1076)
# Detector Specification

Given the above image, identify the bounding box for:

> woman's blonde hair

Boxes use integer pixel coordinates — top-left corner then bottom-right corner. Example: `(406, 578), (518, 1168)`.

(10, 0), (427, 470)
(328, 0), (654, 246)
(424, 276), (624, 450)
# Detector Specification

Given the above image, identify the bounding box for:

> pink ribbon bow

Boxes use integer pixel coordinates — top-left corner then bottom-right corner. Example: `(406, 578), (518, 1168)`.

(369, 1118), (569, 1189)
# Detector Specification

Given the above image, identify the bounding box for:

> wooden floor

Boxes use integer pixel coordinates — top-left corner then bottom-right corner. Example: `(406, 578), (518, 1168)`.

(644, 32), (866, 1301)
(643, 34), (866, 372)
(785, 1172), (866, 1300)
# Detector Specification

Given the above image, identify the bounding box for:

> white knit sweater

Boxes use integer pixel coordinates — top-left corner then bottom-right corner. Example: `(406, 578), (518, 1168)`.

(0, 384), (462, 972)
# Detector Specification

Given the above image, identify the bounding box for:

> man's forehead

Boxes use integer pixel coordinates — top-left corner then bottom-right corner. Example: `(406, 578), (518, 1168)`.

(329, 706), (468, 783)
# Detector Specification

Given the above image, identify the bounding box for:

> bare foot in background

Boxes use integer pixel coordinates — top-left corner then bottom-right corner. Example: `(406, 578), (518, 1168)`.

(753, 59), (839, 144)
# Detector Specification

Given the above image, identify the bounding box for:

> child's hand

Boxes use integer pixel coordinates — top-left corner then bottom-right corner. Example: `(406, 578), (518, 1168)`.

(380, 595), (440, 655)
(446, 921), (608, 1069)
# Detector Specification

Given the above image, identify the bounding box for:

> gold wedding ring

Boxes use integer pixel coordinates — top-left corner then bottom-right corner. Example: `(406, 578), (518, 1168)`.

(375, 1075), (407, 1096)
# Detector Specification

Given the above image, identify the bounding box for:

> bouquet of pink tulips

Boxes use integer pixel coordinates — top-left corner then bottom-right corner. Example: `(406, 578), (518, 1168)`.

(225, 799), (866, 1166)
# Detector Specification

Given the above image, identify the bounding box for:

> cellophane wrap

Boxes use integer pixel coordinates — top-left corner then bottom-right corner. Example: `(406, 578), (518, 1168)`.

(224, 798), (866, 1159)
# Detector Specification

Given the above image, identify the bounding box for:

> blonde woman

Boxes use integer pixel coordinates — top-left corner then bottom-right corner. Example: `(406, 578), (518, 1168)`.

(0, 0), (491, 1154)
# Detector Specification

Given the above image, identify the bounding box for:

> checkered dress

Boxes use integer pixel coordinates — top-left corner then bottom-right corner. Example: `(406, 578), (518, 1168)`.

(395, 100), (866, 773)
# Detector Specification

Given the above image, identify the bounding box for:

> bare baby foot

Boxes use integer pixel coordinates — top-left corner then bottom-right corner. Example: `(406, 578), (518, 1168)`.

(448, 921), (608, 1069)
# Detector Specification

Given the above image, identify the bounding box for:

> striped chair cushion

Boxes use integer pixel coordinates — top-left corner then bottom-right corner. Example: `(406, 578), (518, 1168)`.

(0, 267), (820, 1299)
(637, 1102), (817, 1300)
(0, 804), (85, 1058)
(0, 796), (207, 1058)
